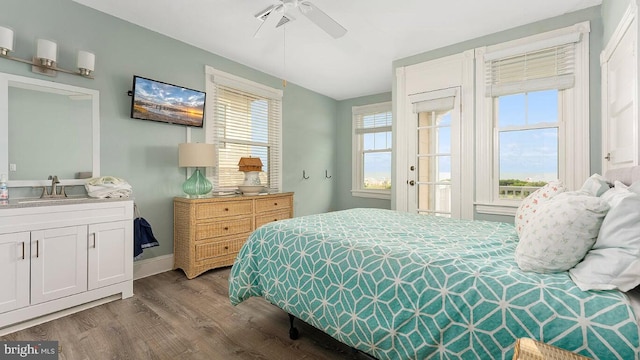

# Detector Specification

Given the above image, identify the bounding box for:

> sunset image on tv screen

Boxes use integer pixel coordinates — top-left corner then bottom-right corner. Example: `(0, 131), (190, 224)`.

(132, 77), (205, 126)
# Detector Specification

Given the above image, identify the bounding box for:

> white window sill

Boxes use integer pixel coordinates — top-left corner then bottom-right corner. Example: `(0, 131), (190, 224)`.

(351, 189), (391, 200)
(475, 202), (518, 216)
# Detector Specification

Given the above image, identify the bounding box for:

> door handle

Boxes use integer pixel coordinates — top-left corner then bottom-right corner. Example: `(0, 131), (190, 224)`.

(21, 241), (25, 260)
(409, 180), (415, 186)
(36, 240), (39, 258)
(604, 152), (611, 161)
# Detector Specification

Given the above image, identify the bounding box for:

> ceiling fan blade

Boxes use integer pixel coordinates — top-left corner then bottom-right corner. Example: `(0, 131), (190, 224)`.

(254, 4), (282, 38)
(299, 1), (346, 39)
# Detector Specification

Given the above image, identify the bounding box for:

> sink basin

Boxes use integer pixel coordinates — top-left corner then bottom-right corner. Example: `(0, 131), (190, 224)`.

(18, 196), (91, 204)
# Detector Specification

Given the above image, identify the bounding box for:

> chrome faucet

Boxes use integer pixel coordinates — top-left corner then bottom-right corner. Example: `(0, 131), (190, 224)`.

(40, 175), (66, 198)
(49, 175), (59, 196)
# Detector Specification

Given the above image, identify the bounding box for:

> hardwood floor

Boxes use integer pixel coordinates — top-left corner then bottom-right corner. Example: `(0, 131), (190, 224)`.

(1, 268), (369, 360)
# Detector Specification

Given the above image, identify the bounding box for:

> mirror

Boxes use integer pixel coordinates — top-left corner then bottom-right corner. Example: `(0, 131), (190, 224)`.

(0, 73), (100, 187)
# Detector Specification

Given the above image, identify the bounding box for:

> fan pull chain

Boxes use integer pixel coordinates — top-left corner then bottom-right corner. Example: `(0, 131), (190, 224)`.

(282, 24), (287, 88)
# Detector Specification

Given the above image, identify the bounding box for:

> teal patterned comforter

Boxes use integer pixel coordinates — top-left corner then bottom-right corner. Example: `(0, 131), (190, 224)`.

(229, 208), (640, 359)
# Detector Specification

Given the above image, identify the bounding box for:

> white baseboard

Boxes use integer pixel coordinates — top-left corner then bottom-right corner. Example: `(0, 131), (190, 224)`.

(133, 254), (174, 280)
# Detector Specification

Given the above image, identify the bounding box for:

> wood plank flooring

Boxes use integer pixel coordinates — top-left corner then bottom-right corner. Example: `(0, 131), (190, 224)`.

(1, 268), (370, 360)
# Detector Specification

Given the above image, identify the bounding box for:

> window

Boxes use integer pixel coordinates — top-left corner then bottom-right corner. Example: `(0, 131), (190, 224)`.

(205, 66), (283, 192)
(496, 90), (560, 199)
(475, 22), (590, 215)
(352, 102), (392, 199)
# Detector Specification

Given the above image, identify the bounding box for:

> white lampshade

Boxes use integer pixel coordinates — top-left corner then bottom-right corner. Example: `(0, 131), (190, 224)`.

(178, 143), (216, 168)
(36, 39), (57, 63)
(77, 50), (95, 71)
(0, 26), (13, 55)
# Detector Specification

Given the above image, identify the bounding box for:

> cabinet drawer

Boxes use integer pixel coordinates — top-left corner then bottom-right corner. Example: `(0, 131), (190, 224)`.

(255, 209), (292, 229)
(196, 217), (252, 240)
(196, 200), (253, 220)
(255, 196), (292, 214)
(195, 236), (246, 262)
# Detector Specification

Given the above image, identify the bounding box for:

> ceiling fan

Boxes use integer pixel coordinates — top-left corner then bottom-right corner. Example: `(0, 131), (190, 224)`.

(254, 0), (347, 39)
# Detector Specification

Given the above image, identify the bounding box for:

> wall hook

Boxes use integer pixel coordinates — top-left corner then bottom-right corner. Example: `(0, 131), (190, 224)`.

(303, 170), (309, 180)
(325, 170), (332, 179)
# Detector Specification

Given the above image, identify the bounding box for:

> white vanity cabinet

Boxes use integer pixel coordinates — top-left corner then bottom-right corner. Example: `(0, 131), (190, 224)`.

(0, 199), (134, 335)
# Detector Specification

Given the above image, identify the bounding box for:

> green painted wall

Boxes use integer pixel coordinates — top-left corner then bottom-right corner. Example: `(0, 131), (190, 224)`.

(0, 0), (337, 259)
(602, 0), (634, 44)
(333, 92), (392, 211)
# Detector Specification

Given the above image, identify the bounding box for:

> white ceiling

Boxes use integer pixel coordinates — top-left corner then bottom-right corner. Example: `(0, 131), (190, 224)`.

(72, 0), (601, 100)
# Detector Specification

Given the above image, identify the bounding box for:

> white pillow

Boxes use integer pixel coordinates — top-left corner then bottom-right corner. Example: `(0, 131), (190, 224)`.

(515, 180), (566, 236)
(515, 192), (609, 273)
(579, 173), (610, 197)
(569, 183), (640, 291)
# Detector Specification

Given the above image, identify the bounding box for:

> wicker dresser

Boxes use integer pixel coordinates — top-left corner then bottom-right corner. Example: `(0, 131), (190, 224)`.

(173, 192), (294, 279)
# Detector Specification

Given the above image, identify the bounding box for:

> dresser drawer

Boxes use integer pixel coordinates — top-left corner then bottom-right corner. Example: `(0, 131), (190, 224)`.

(196, 217), (252, 240)
(196, 200), (253, 220)
(195, 236), (246, 262)
(255, 209), (292, 228)
(255, 195), (292, 214)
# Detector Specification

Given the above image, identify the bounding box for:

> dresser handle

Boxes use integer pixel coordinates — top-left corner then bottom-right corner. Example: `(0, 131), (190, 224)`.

(224, 208), (229, 211)
(274, 219), (278, 222)
(274, 202), (278, 206)
(224, 246), (229, 250)
(224, 227), (229, 231)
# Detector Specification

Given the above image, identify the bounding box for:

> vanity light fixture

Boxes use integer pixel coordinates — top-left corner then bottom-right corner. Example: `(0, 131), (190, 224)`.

(0, 26), (95, 79)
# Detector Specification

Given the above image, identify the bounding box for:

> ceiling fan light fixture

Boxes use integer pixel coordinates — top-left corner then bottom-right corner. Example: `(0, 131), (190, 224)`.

(253, 0), (347, 39)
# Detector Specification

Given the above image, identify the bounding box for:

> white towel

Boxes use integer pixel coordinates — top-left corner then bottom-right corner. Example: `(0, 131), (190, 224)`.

(85, 176), (133, 198)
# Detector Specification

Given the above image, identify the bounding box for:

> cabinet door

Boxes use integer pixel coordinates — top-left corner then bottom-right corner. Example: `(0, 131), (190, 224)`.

(88, 220), (133, 290)
(31, 226), (88, 305)
(0, 232), (30, 313)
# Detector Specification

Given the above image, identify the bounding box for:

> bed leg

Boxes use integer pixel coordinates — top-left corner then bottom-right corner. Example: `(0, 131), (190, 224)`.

(288, 313), (299, 340)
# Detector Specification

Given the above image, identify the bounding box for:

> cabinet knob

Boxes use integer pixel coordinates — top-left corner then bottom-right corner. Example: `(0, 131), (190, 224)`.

(224, 207), (229, 211)
(274, 202), (278, 206)
(224, 227), (229, 231)
(224, 246), (229, 250)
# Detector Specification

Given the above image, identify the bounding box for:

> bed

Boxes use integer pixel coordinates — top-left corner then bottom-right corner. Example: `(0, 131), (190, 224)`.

(228, 168), (640, 359)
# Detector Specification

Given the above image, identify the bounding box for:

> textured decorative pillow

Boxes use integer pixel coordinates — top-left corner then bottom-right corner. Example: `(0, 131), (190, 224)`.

(515, 191), (609, 273)
(514, 180), (566, 236)
(579, 173), (611, 196)
(569, 183), (640, 291)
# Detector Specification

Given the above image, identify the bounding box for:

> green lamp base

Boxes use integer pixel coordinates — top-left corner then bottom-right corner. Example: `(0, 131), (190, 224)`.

(183, 168), (212, 197)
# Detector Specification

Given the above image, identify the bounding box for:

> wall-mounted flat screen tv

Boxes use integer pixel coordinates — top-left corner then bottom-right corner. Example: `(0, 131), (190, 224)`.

(130, 75), (206, 127)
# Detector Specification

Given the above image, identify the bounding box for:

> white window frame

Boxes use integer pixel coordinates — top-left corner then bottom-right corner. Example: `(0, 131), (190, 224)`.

(352, 101), (392, 200)
(204, 66), (283, 192)
(475, 22), (591, 216)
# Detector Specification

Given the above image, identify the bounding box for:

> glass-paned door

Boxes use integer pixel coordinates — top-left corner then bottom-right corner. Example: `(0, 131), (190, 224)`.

(408, 88), (460, 217)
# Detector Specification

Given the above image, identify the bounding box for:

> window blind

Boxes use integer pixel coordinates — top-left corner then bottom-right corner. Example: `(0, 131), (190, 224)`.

(206, 76), (282, 192)
(354, 110), (392, 135)
(485, 41), (577, 97)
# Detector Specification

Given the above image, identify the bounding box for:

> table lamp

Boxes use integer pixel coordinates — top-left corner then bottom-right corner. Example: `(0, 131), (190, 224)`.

(179, 143), (216, 197)
(238, 157), (263, 186)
